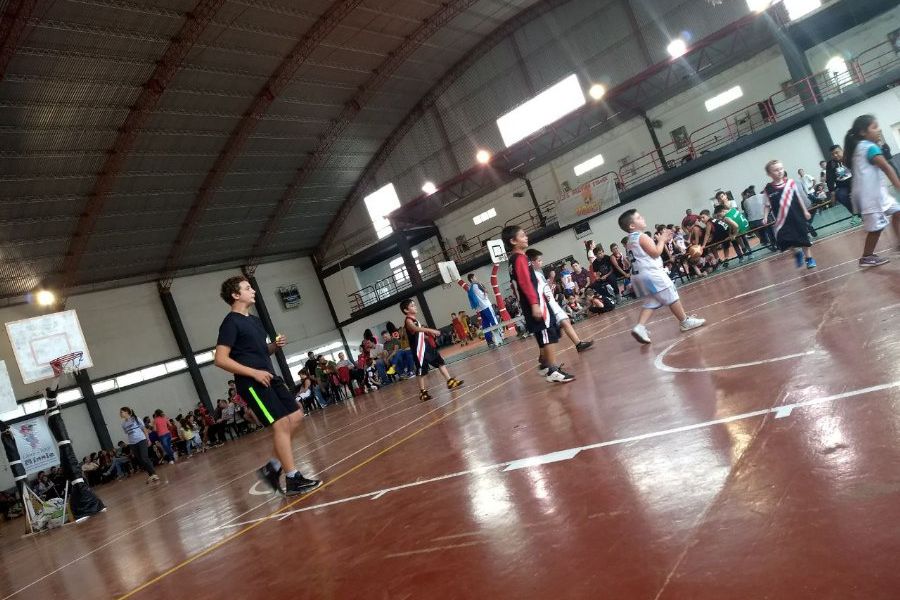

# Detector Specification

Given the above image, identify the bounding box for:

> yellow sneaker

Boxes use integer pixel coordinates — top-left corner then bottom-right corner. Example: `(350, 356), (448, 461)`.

(386, 365), (396, 375)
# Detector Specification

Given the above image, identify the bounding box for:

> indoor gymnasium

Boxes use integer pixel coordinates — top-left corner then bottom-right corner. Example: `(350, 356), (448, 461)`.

(0, 0), (898, 598)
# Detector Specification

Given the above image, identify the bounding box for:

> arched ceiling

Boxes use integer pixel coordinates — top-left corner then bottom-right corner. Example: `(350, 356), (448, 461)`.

(0, 0), (748, 299)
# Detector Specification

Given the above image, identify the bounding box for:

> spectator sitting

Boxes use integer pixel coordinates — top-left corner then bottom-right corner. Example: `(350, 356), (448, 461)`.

(609, 243), (631, 296)
(364, 358), (381, 391)
(585, 288), (613, 314)
(295, 372), (319, 414)
(33, 471), (58, 500)
(564, 292), (586, 322)
(382, 330), (414, 378)
(571, 260), (589, 292)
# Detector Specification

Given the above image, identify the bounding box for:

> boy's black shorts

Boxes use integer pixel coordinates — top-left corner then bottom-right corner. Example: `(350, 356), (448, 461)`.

(414, 345), (445, 376)
(523, 311), (561, 348)
(235, 375), (298, 425)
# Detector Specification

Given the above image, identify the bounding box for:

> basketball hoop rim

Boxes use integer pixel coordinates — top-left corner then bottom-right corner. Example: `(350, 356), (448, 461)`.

(50, 351), (84, 377)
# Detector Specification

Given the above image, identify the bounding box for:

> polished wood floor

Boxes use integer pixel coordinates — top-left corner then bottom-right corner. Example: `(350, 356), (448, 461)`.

(1, 228), (898, 600)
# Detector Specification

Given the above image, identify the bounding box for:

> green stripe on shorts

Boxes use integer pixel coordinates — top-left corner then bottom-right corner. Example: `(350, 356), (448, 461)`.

(248, 386), (275, 424)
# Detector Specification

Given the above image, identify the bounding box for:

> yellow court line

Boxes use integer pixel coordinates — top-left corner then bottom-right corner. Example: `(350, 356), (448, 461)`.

(117, 374), (515, 599)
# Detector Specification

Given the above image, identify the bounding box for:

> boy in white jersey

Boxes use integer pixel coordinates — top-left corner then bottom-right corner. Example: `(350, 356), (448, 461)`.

(619, 209), (705, 344)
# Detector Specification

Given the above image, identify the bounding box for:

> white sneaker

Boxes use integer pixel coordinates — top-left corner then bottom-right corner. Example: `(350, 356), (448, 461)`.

(546, 368), (575, 383)
(680, 316), (706, 332)
(631, 324), (651, 344)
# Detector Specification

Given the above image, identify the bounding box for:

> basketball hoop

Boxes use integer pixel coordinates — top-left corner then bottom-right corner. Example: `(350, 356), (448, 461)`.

(50, 352), (84, 379)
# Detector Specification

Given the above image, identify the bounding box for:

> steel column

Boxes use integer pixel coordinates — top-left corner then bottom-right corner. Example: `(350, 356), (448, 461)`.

(773, 25), (833, 154)
(158, 285), (213, 413)
(73, 371), (113, 450)
(395, 234), (435, 326)
(312, 255), (353, 358)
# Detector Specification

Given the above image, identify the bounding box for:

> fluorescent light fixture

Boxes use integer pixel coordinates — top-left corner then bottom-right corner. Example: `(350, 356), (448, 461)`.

(704, 85), (744, 111)
(667, 38), (688, 58)
(472, 207), (497, 225)
(476, 149), (492, 164)
(588, 84), (606, 100)
(746, 0), (770, 12)
(573, 153), (605, 176)
(784, 0), (820, 21)
(363, 183), (401, 239)
(496, 74), (586, 147)
(422, 181), (437, 195)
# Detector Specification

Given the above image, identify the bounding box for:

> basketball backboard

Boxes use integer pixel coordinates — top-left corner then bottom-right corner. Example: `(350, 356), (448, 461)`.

(5, 310), (93, 384)
(0, 360), (16, 414)
(487, 239), (508, 264)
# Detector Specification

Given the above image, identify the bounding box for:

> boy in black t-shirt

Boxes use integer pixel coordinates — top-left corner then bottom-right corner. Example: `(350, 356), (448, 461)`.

(400, 298), (463, 402)
(214, 276), (321, 496)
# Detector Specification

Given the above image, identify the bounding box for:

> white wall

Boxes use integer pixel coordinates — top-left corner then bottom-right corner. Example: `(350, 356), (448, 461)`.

(67, 283), (180, 380)
(324, 266), (362, 323)
(823, 87), (900, 149)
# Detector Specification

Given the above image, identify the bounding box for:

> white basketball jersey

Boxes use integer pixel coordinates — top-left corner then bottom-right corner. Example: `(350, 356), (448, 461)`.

(625, 231), (672, 295)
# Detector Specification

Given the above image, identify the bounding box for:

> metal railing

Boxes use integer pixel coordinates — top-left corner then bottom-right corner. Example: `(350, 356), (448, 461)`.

(343, 39), (899, 314)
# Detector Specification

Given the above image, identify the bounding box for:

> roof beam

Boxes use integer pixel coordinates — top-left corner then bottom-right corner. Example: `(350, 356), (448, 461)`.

(247, 0), (481, 266)
(312, 0), (576, 261)
(161, 0), (364, 279)
(59, 0), (226, 292)
(0, 0), (39, 82)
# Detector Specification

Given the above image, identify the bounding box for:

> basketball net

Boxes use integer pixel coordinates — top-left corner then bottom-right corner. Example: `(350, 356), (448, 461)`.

(48, 351), (83, 391)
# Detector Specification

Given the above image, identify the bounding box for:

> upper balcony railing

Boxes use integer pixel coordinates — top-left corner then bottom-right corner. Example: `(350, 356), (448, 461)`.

(344, 39), (899, 315)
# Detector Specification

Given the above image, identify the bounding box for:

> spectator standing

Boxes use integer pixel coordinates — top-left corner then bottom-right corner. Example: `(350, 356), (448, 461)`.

(153, 409), (175, 464)
(826, 144), (860, 225)
(742, 185), (775, 250)
(119, 407), (159, 483)
(466, 273), (501, 348)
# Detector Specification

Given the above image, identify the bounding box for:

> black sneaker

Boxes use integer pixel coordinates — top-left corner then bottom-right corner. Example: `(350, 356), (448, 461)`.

(575, 341), (594, 352)
(256, 463), (283, 495)
(285, 473), (321, 496)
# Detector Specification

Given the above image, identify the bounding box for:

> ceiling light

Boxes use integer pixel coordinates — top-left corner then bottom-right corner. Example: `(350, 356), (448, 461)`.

(704, 85), (744, 112)
(573, 153), (605, 176)
(476, 149), (492, 164)
(35, 290), (56, 306)
(588, 84), (606, 100)
(422, 181), (437, 195)
(784, 0), (821, 21)
(667, 38), (688, 59)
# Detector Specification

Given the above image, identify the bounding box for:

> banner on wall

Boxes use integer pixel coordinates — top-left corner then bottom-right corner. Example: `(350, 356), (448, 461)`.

(10, 417), (59, 475)
(556, 173), (620, 228)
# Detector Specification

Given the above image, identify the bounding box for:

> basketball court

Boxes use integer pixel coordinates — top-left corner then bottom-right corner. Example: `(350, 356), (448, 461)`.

(1, 229), (897, 599)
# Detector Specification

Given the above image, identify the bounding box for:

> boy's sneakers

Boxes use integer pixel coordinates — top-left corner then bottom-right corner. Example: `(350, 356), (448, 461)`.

(147, 474), (160, 484)
(285, 473), (321, 497)
(546, 368), (575, 383)
(256, 463), (283, 494)
(420, 389), (433, 401)
(386, 365), (396, 375)
(806, 257), (817, 269)
(631, 324), (651, 344)
(794, 250), (804, 268)
(859, 254), (889, 267)
(680, 316), (706, 332)
(447, 378), (463, 389)
(575, 341), (594, 352)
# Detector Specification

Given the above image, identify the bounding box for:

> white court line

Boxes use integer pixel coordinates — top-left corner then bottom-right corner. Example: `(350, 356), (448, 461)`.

(3, 232), (881, 599)
(212, 378), (900, 531)
(652, 257), (887, 373)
